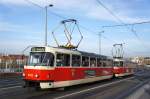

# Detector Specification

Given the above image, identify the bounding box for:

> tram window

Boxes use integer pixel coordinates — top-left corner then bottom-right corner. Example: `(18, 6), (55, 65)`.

(90, 57), (96, 67)
(82, 56), (89, 67)
(72, 55), (81, 67)
(97, 58), (101, 67)
(104, 60), (111, 67)
(120, 61), (123, 67)
(56, 53), (70, 66)
(42, 53), (54, 66)
(102, 62), (106, 67)
(113, 61), (123, 67)
(29, 52), (54, 66)
(113, 61), (119, 66)
(107, 60), (113, 66)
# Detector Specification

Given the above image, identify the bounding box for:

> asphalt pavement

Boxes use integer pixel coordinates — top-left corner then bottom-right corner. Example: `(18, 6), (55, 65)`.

(0, 70), (150, 99)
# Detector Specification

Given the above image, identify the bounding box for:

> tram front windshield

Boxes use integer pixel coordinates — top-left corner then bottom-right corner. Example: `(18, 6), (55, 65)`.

(28, 52), (54, 66)
(113, 61), (123, 67)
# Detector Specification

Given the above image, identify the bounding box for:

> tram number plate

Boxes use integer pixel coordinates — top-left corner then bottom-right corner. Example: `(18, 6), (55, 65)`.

(84, 70), (96, 77)
(28, 74), (33, 77)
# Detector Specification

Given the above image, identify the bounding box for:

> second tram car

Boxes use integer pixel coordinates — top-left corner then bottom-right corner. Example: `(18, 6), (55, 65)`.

(23, 46), (113, 89)
(113, 58), (135, 77)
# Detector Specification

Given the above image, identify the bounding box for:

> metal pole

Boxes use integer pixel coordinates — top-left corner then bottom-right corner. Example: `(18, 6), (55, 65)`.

(45, 6), (48, 46)
(44, 4), (53, 46)
(99, 32), (101, 55)
(98, 31), (104, 55)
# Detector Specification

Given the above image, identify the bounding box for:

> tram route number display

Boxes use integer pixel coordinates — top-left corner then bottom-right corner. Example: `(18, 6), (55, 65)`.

(84, 70), (96, 77)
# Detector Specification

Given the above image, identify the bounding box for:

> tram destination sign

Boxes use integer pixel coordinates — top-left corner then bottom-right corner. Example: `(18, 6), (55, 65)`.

(31, 47), (45, 52)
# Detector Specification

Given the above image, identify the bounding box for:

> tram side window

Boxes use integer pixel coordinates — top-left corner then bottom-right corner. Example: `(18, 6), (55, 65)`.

(97, 58), (101, 67)
(107, 60), (113, 67)
(82, 56), (89, 67)
(100, 59), (107, 67)
(90, 57), (96, 67)
(56, 53), (70, 66)
(103, 61), (107, 67)
(125, 62), (129, 67)
(104, 60), (112, 67)
(120, 61), (124, 67)
(72, 55), (81, 67)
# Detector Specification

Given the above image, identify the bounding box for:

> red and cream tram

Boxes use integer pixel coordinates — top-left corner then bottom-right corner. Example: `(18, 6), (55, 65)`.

(113, 58), (135, 77)
(23, 46), (113, 89)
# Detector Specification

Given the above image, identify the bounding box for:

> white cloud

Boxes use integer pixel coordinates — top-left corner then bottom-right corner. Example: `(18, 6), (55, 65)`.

(0, 22), (23, 32)
(0, 0), (85, 8)
(0, 0), (51, 6)
(0, 40), (42, 54)
(0, 21), (45, 43)
(51, 0), (94, 10)
(0, 21), (41, 34)
(0, 0), (28, 6)
(86, 6), (117, 22)
(86, 3), (150, 23)
(0, 0), (149, 23)
(1, 0), (150, 56)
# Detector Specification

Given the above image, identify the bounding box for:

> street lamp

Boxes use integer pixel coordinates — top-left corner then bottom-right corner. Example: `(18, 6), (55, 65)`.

(45, 4), (53, 46)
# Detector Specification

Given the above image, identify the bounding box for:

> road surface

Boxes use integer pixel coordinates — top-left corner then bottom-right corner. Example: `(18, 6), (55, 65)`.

(0, 70), (150, 99)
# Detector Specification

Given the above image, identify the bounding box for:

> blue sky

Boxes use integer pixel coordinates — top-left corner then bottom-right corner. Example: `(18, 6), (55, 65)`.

(0, 0), (150, 57)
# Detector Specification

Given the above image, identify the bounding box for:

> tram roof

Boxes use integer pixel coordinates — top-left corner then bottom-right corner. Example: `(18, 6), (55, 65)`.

(31, 46), (109, 59)
(78, 51), (107, 59)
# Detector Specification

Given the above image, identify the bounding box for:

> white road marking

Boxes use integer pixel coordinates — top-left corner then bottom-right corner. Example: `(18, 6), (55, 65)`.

(0, 86), (22, 91)
(54, 77), (134, 99)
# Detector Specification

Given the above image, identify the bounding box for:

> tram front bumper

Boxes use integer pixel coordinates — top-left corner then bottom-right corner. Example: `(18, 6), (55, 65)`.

(23, 80), (54, 89)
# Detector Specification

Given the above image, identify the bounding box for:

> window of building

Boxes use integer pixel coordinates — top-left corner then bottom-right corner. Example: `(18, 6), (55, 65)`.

(72, 55), (81, 67)
(82, 56), (89, 67)
(56, 53), (70, 66)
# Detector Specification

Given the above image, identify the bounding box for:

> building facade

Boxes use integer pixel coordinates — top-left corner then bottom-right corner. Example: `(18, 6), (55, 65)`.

(131, 56), (150, 66)
(0, 54), (28, 72)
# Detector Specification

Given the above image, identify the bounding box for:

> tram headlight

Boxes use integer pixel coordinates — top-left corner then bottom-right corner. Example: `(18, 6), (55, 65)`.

(35, 74), (39, 78)
(22, 73), (25, 77)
